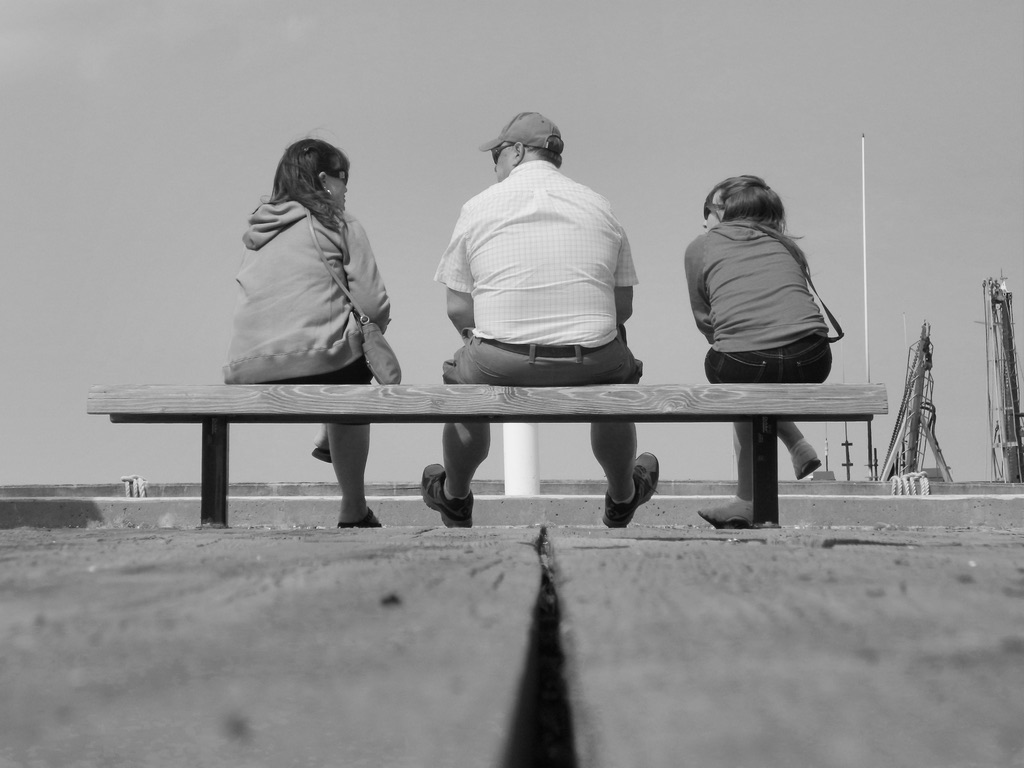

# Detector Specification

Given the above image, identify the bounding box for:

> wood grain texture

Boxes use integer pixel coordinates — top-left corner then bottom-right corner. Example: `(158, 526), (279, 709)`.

(554, 527), (1024, 768)
(0, 528), (541, 767)
(88, 383), (887, 423)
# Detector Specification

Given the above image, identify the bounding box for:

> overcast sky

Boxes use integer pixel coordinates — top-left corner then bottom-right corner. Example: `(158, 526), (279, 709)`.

(2, 0), (1022, 488)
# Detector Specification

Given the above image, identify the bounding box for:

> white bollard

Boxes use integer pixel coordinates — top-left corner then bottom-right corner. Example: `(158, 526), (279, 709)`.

(503, 423), (540, 495)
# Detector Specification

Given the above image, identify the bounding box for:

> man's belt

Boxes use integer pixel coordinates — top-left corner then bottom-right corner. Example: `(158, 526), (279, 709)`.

(479, 337), (615, 358)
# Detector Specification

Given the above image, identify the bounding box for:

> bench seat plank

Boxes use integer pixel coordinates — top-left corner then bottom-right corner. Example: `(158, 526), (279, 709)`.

(88, 383), (887, 423)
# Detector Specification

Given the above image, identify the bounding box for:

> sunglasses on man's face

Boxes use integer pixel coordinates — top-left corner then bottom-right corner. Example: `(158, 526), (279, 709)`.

(703, 203), (723, 219)
(491, 143), (512, 165)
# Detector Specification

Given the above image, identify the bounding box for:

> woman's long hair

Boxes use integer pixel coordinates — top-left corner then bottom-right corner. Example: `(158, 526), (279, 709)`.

(269, 139), (350, 232)
(707, 175), (810, 278)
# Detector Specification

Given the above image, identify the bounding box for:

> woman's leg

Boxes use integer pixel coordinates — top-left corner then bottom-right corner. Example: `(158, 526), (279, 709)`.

(779, 421), (821, 479)
(734, 420), (752, 501)
(311, 423), (332, 462)
(697, 421), (754, 527)
(328, 423), (371, 523)
(779, 336), (830, 478)
(698, 350), (757, 527)
(696, 418), (756, 528)
(778, 421), (804, 451)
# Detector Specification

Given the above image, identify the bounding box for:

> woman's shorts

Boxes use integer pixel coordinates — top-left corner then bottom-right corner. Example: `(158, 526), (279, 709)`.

(705, 333), (831, 385)
(265, 357), (374, 424)
(265, 356), (374, 386)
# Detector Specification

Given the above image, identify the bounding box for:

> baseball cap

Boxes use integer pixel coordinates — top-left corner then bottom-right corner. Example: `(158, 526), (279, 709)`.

(478, 112), (563, 153)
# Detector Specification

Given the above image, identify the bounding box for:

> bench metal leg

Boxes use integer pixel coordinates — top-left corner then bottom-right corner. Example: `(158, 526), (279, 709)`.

(201, 417), (229, 527)
(751, 416), (779, 527)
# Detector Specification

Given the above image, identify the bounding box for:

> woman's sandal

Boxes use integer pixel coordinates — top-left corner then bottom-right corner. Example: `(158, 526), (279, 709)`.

(337, 509), (383, 528)
(697, 498), (753, 529)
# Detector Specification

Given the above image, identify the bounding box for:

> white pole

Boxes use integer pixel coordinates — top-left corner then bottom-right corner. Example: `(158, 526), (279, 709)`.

(862, 134), (871, 384)
(860, 134), (876, 479)
(503, 423), (540, 495)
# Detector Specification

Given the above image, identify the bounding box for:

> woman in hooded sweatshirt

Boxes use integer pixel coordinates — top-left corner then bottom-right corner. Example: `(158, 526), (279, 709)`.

(684, 175), (832, 528)
(225, 139), (392, 527)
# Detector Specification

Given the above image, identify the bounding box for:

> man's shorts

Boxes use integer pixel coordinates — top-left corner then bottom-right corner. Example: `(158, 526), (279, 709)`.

(442, 334), (643, 386)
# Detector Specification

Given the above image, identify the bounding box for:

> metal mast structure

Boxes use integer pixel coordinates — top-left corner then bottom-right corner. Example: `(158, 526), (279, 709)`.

(983, 278), (1024, 482)
(880, 321), (953, 482)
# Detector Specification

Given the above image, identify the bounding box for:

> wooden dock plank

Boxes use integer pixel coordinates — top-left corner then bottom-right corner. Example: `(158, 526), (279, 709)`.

(551, 527), (1024, 768)
(0, 528), (542, 768)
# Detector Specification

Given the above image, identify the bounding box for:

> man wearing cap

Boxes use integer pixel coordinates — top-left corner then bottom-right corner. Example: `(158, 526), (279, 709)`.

(422, 112), (659, 528)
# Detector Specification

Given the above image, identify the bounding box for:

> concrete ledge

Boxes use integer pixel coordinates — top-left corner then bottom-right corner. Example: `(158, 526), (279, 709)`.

(6, 480), (1024, 497)
(3, 493), (1022, 529)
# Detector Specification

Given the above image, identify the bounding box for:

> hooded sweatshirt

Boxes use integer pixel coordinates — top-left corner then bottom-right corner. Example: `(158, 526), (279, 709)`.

(684, 222), (827, 352)
(224, 201), (391, 384)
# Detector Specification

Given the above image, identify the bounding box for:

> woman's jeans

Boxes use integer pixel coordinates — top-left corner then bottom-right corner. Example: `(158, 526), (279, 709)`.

(705, 333), (832, 385)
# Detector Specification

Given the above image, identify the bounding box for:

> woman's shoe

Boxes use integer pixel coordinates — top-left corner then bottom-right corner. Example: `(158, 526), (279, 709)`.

(312, 446), (332, 463)
(796, 458), (821, 480)
(337, 509), (383, 528)
(697, 497), (753, 529)
(791, 440), (820, 480)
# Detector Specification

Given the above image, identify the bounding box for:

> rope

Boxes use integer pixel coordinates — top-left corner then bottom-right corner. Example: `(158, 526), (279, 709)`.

(120, 475), (148, 498)
(890, 471), (930, 496)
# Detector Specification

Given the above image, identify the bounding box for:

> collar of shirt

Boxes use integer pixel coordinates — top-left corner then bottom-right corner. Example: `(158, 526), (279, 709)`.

(506, 159), (559, 179)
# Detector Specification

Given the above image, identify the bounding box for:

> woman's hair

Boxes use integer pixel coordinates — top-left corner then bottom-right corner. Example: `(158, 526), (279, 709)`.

(269, 139), (350, 232)
(708, 175), (809, 277)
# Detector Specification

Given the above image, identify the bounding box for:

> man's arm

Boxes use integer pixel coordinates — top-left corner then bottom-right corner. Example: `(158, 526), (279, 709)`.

(446, 288), (475, 333)
(614, 286), (633, 326)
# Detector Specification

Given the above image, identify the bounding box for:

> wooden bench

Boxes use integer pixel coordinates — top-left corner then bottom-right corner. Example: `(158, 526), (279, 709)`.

(87, 383), (887, 528)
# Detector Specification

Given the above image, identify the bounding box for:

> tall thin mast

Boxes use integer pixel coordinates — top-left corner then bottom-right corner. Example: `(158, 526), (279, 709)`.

(862, 134), (870, 383)
(862, 134), (874, 478)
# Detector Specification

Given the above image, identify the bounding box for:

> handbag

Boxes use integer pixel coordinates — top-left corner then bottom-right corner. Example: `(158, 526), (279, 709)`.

(307, 213), (402, 384)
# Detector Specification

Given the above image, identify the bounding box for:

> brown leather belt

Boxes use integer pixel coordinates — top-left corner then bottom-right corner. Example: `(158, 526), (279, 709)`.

(479, 337), (614, 358)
